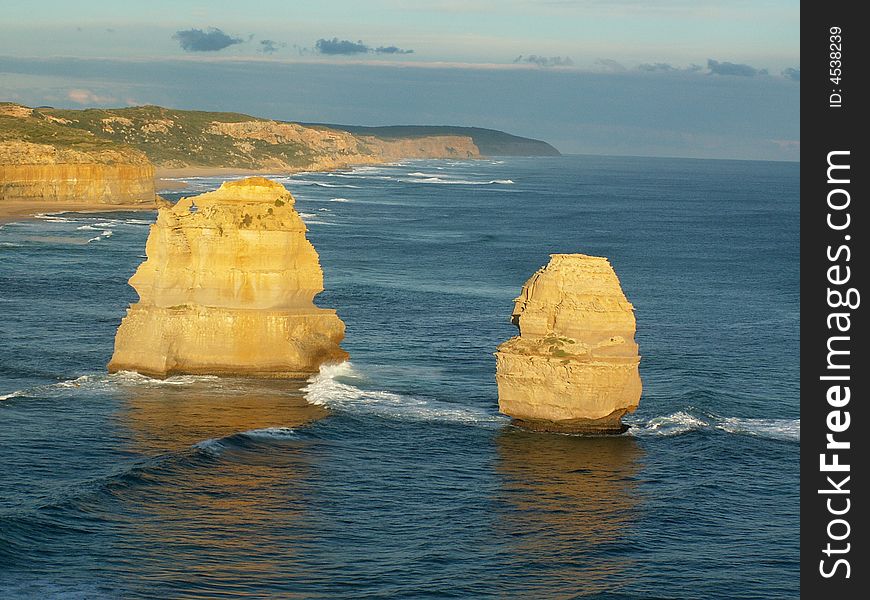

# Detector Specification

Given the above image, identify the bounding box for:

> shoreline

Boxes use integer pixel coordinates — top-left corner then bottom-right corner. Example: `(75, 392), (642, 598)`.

(2, 169), (288, 224)
(0, 200), (157, 225)
(3, 159), (416, 224)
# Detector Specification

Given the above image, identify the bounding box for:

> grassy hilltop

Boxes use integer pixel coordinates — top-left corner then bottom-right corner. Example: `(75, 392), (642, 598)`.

(1, 103), (559, 172)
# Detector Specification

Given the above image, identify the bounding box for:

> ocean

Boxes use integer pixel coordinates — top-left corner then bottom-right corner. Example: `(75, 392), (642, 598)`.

(0, 155), (799, 598)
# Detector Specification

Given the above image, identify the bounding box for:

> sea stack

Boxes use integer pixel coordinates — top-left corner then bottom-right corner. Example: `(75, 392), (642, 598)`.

(495, 254), (641, 434)
(108, 177), (348, 378)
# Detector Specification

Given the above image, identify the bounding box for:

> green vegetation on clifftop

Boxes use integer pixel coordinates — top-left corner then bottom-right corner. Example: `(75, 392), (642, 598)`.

(2, 102), (560, 172)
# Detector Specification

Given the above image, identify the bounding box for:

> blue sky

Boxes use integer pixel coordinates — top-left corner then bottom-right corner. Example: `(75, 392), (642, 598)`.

(0, 0), (799, 159)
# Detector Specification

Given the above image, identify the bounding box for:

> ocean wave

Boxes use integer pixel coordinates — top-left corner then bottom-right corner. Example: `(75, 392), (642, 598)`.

(86, 230), (113, 243)
(302, 362), (506, 427)
(329, 198), (351, 202)
(716, 417), (800, 442)
(0, 390), (27, 401)
(400, 176), (514, 185)
(194, 427), (299, 456)
(315, 182), (360, 189)
(108, 371), (221, 387)
(33, 213), (74, 223)
(627, 410), (799, 442)
(1, 371), (223, 401)
(628, 411), (709, 437)
(288, 180), (361, 189)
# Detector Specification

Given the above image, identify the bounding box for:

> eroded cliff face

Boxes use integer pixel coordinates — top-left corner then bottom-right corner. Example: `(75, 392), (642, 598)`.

(207, 120), (479, 170)
(495, 254), (642, 433)
(0, 141), (155, 204)
(108, 177), (348, 378)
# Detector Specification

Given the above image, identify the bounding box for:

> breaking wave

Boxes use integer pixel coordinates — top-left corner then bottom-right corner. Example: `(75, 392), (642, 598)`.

(86, 230), (113, 243)
(0, 371), (222, 402)
(401, 175), (514, 185)
(302, 362), (506, 427)
(627, 410), (799, 442)
(194, 427), (299, 456)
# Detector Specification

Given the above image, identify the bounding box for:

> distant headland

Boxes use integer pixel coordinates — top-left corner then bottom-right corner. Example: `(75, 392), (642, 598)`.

(0, 101), (559, 219)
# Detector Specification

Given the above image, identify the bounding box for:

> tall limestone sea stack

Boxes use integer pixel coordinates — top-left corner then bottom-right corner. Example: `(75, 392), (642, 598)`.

(108, 177), (348, 378)
(495, 254), (641, 434)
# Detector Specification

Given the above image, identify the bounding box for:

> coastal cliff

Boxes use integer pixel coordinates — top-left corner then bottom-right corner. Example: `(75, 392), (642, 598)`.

(11, 104), (482, 173)
(495, 254), (642, 433)
(0, 141), (155, 205)
(108, 177), (348, 378)
(1, 103), (155, 205)
(203, 120), (478, 170)
(308, 124), (561, 156)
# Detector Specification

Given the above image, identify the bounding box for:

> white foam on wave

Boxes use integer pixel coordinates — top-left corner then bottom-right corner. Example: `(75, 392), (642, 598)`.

(628, 411), (708, 437)
(86, 230), (113, 243)
(241, 426), (298, 439)
(329, 198), (351, 202)
(302, 362), (506, 427)
(716, 417), (800, 442)
(400, 176), (514, 185)
(316, 182), (360, 189)
(108, 370), (221, 387)
(193, 438), (226, 456)
(0, 390), (27, 401)
(3, 371), (224, 401)
(79, 219), (149, 231)
(33, 213), (73, 223)
(193, 427), (298, 456)
(288, 180), (361, 189)
(628, 410), (800, 442)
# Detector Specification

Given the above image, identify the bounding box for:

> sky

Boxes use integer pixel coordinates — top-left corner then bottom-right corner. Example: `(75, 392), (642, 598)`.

(0, 0), (800, 160)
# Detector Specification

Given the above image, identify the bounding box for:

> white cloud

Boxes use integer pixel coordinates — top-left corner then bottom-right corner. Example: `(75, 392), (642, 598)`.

(66, 88), (116, 105)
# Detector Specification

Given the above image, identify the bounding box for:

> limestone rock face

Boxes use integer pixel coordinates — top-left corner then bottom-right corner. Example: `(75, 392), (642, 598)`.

(0, 141), (155, 204)
(495, 254), (641, 433)
(108, 177), (348, 378)
(206, 120), (480, 170)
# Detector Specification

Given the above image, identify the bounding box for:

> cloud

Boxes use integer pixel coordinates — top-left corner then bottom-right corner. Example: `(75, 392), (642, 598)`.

(375, 46), (414, 55)
(315, 38), (370, 55)
(637, 62), (676, 72)
(513, 55), (573, 67)
(781, 67), (800, 82)
(594, 58), (626, 72)
(67, 88), (116, 105)
(707, 59), (767, 77)
(314, 38), (414, 55)
(173, 28), (244, 52)
(637, 62), (703, 73)
(259, 39), (286, 54)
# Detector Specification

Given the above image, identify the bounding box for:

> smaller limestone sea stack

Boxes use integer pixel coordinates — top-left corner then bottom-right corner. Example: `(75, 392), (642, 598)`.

(108, 177), (348, 378)
(495, 254), (642, 434)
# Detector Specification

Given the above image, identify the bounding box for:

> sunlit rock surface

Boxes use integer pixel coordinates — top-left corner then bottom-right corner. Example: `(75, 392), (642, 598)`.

(495, 254), (642, 433)
(108, 177), (347, 377)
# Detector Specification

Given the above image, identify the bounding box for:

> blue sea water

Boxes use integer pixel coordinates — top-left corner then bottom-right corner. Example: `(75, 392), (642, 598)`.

(0, 156), (799, 598)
